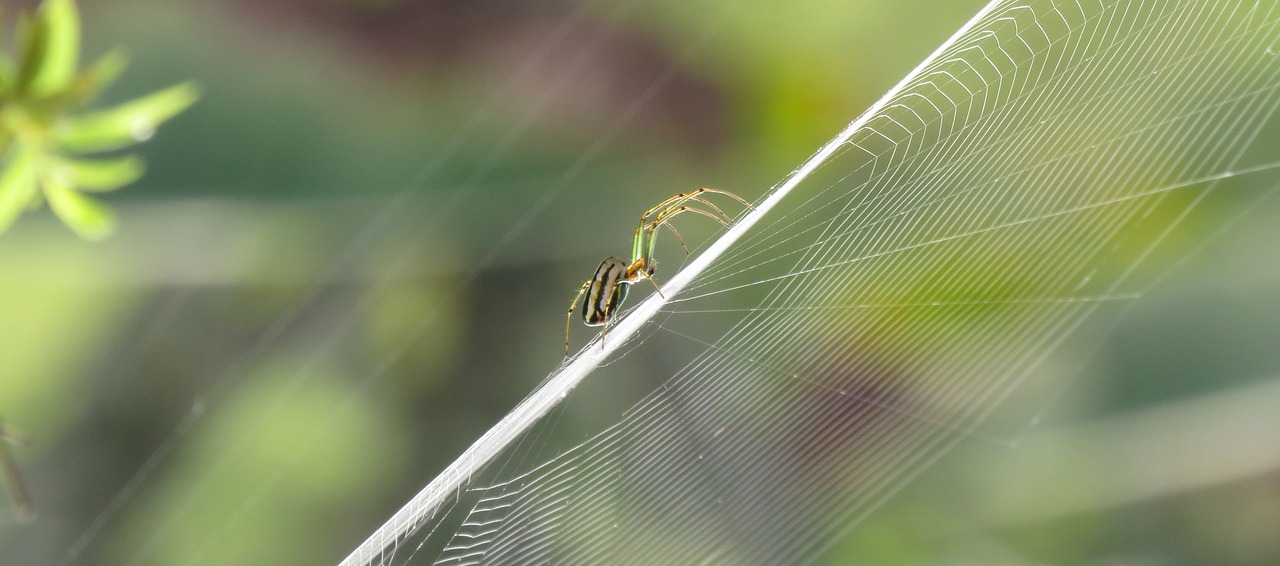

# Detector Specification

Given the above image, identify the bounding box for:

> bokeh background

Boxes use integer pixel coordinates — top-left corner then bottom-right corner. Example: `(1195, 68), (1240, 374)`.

(2, 0), (1279, 564)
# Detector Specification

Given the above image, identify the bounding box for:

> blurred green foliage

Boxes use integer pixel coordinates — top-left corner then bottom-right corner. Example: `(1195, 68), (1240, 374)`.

(0, 0), (197, 240)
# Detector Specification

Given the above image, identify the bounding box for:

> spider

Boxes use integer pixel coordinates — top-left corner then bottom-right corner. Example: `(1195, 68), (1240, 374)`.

(565, 187), (753, 354)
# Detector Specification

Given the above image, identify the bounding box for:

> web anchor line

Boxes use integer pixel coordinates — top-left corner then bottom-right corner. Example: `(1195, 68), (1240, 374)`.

(336, 1), (1010, 563)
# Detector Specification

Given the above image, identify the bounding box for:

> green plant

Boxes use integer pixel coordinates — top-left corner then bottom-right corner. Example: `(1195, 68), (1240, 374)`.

(0, 0), (198, 240)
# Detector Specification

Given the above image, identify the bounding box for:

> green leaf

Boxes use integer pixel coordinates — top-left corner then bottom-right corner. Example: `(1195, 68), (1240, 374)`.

(57, 49), (128, 108)
(53, 154), (144, 191)
(0, 149), (39, 234)
(15, 12), (48, 95)
(57, 81), (200, 152)
(81, 49), (128, 96)
(0, 53), (15, 97)
(43, 174), (116, 240)
(25, 0), (80, 98)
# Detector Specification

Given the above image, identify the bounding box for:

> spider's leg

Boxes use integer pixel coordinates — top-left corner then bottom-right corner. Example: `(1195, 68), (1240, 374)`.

(652, 205), (731, 228)
(624, 257), (666, 299)
(686, 195), (733, 223)
(638, 206), (728, 263)
(634, 193), (702, 261)
(695, 187), (755, 210)
(638, 193), (699, 225)
(637, 268), (665, 298)
(660, 221), (689, 254)
(640, 189), (736, 231)
(644, 188), (751, 227)
(633, 188), (752, 265)
(565, 280), (591, 355)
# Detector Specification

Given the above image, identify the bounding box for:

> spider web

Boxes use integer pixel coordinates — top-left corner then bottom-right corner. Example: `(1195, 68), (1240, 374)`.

(343, 0), (1280, 563)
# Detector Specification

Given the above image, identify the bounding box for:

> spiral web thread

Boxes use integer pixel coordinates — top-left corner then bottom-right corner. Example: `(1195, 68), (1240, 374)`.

(352, 1), (1280, 563)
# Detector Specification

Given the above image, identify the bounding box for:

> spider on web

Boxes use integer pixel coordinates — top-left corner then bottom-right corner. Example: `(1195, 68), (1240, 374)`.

(565, 187), (752, 354)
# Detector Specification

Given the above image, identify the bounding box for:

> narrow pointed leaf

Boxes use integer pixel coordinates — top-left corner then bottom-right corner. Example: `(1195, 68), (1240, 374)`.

(57, 82), (199, 152)
(0, 149), (39, 234)
(77, 49), (128, 100)
(87, 49), (127, 86)
(54, 154), (144, 191)
(0, 53), (15, 96)
(14, 12), (48, 94)
(44, 175), (116, 240)
(26, 0), (80, 98)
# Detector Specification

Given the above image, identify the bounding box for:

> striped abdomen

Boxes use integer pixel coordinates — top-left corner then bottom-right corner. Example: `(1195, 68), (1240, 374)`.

(581, 257), (631, 326)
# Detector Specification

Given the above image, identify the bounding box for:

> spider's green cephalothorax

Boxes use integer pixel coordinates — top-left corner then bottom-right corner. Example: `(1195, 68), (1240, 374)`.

(566, 188), (752, 354)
